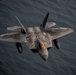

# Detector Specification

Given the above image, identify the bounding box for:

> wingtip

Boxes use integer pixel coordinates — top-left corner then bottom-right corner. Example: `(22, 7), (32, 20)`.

(68, 28), (74, 33)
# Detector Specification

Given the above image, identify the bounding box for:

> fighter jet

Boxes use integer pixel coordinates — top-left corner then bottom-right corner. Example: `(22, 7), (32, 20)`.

(0, 12), (74, 61)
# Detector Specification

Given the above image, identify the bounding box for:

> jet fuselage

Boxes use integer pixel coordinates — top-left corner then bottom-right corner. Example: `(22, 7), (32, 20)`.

(25, 26), (52, 60)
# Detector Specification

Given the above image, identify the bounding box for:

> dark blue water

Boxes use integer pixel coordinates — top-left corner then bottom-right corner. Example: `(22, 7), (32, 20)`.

(0, 0), (76, 75)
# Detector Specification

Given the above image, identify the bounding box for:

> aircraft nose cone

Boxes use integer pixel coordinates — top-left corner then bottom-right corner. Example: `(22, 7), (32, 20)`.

(42, 55), (48, 61)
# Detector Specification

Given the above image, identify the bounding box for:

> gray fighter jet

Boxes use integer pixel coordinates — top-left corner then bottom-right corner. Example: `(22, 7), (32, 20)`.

(0, 12), (74, 61)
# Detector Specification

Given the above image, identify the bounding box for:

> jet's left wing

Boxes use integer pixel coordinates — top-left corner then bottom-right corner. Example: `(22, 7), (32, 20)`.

(45, 27), (74, 40)
(0, 32), (27, 43)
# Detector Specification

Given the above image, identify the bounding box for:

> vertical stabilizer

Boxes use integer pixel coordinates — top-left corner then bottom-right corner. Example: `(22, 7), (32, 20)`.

(15, 16), (26, 34)
(41, 12), (49, 29)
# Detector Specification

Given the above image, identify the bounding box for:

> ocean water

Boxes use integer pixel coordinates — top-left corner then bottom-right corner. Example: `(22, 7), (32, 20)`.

(0, 0), (76, 75)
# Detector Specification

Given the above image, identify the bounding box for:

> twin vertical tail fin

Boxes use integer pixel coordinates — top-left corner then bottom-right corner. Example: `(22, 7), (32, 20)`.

(40, 12), (49, 30)
(15, 12), (49, 32)
(15, 16), (26, 34)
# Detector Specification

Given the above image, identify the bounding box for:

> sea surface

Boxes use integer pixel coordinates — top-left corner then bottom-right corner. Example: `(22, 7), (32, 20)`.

(0, 0), (76, 75)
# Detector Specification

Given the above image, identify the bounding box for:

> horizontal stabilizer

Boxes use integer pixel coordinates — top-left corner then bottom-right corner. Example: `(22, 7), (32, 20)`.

(7, 26), (21, 31)
(45, 22), (56, 29)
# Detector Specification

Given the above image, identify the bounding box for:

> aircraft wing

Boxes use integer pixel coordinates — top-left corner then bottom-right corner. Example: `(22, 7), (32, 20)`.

(45, 27), (74, 40)
(0, 32), (27, 43)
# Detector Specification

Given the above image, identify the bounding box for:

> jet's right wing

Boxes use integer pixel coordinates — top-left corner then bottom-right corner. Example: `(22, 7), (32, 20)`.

(45, 27), (74, 40)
